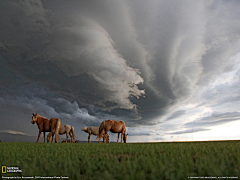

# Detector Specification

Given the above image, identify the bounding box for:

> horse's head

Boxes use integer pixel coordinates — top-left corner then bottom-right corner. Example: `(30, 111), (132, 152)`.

(123, 132), (128, 143)
(81, 126), (87, 132)
(32, 113), (38, 124)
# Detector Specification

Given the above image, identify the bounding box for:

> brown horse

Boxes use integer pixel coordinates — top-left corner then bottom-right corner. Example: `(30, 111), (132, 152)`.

(31, 113), (61, 143)
(82, 126), (110, 143)
(97, 120), (128, 143)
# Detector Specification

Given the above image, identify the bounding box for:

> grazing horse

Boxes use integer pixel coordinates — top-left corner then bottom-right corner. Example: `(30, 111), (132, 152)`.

(31, 113), (61, 143)
(47, 124), (76, 143)
(82, 126), (110, 143)
(97, 120), (128, 143)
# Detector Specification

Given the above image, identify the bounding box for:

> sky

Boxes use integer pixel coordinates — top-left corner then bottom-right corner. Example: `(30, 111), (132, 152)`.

(1, 0), (240, 142)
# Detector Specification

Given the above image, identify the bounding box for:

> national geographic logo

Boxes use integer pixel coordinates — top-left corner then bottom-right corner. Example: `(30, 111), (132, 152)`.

(2, 166), (6, 173)
(2, 166), (22, 173)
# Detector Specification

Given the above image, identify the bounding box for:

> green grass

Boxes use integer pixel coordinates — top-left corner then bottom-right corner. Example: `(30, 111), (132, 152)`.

(0, 141), (239, 179)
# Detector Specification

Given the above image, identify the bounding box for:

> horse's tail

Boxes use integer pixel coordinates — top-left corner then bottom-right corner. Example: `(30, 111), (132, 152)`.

(82, 126), (88, 132)
(55, 118), (61, 143)
(71, 126), (76, 143)
(120, 120), (128, 143)
(120, 120), (127, 134)
(96, 121), (105, 141)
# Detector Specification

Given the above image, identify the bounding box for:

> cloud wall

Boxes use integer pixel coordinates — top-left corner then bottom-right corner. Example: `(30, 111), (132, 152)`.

(1, 0), (240, 131)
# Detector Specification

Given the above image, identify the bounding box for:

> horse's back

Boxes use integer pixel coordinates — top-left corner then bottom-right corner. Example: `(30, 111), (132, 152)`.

(49, 118), (60, 126)
(58, 124), (67, 134)
(65, 124), (72, 132)
(104, 120), (115, 127)
(105, 120), (125, 133)
(90, 126), (100, 135)
(50, 118), (60, 123)
(41, 118), (60, 132)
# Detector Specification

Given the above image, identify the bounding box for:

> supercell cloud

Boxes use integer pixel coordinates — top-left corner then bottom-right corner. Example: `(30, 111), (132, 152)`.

(0, 0), (240, 141)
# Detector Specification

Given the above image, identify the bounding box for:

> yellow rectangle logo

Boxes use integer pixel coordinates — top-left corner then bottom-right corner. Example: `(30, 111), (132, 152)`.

(2, 166), (6, 173)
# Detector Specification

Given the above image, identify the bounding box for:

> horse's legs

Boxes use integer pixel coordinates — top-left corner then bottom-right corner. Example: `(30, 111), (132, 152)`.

(66, 132), (69, 143)
(47, 133), (51, 143)
(102, 130), (109, 143)
(88, 133), (91, 143)
(104, 133), (109, 143)
(54, 130), (58, 143)
(121, 132), (123, 143)
(117, 133), (120, 143)
(102, 133), (105, 143)
(51, 134), (54, 143)
(102, 134), (105, 143)
(36, 130), (42, 143)
(69, 132), (73, 142)
(44, 132), (46, 143)
(98, 134), (100, 143)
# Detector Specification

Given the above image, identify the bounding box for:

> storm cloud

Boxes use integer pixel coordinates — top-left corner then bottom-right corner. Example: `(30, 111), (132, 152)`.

(1, 0), (240, 141)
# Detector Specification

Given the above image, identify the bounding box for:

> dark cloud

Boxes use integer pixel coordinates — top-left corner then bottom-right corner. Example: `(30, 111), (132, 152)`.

(1, 0), (240, 141)
(0, 0), (145, 111)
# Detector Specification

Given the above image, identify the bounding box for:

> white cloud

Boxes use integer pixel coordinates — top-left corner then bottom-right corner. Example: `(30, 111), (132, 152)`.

(0, 130), (26, 135)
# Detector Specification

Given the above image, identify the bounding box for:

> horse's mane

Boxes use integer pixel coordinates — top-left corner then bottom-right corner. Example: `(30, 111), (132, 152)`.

(35, 113), (48, 120)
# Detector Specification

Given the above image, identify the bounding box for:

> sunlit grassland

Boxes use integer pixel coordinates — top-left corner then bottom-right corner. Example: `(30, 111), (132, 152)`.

(1, 141), (239, 179)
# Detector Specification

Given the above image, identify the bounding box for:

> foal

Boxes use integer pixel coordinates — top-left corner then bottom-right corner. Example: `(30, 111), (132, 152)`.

(47, 124), (76, 143)
(82, 126), (110, 143)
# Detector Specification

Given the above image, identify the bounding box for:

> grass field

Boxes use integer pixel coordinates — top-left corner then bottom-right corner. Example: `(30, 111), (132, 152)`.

(1, 141), (239, 179)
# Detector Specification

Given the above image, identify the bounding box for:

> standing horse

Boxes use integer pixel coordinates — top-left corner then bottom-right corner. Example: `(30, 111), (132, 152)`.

(82, 126), (110, 143)
(97, 120), (128, 143)
(31, 113), (61, 143)
(47, 124), (76, 143)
